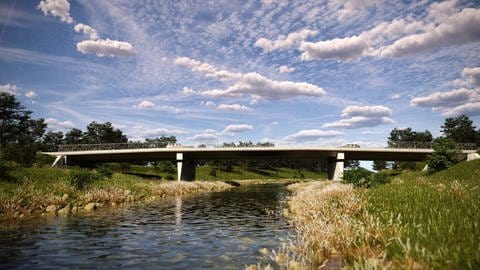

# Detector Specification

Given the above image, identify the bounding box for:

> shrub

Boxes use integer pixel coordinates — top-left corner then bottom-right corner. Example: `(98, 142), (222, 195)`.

(426, 137), (460, 172)
(166, 174), (175, 181)
(293, 169), (305, 179)
(68, 169), (98, 189)
(209, 168), (217, 177)
(119, 162), (131, 173)
(96, 164), (114, 178)
(344, 168), (391, 188)
(0, 158), (13, 182)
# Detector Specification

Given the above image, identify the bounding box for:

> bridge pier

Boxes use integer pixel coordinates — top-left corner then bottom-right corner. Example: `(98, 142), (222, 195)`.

(176, 153), (196, 181)
(327, 152), (344, 181)
(52, 155), (67, 167)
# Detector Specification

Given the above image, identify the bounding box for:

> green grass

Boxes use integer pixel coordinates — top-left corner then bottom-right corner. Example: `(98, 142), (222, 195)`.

(196, 166), (326, 181)
(367, 160), (480, 268)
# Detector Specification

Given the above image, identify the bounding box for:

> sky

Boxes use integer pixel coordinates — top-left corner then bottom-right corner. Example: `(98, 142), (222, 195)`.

(1, 0), (480, 147)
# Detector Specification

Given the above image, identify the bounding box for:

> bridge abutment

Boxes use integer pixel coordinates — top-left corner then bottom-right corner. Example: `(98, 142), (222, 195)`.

(176, 153), (196, 181)
(327, 152), (344, 181)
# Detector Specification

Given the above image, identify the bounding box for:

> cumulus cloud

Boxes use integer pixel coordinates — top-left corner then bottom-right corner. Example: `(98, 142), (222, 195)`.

(380, 8), (480, 57)
(25, 90), (38, 99)
(0, 84), (19, 95)
(37, 0), (73, 24)
(341, 105), (392, 117)
(323, 116), (395, 129)
(137, 100), (155, 109)
(283, 129), (343, 142)
(130, 127), (187, 139)
(175, 57), (326, 102)
(410, 66), (480, 117)
(74, 23), (99, 40)
(76, 39), (135, 57)
(331, 0), (381, 21)
(221, 124), (253, 135)
(217, 104), (252, 112)
(45, 117), (75, 130)
(183, 87), (196, 95)
(323, 105), (395, 129)
(278, 65), (295, 73)
(187, 132), (219, 142)
(200, 100), (216, 107)
(254, 29), (318, 52)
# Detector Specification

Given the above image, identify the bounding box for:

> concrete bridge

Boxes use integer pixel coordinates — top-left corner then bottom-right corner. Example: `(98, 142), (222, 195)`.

(42, 142), (478, 181)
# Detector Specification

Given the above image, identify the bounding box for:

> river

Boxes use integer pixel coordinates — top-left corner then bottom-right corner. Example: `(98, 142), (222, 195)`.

(0, 184), (292, 269)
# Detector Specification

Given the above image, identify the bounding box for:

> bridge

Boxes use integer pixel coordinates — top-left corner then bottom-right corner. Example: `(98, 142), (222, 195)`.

(42, 142), (479, 181)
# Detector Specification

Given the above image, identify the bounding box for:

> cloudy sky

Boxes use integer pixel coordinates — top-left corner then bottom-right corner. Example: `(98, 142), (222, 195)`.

(1, 0), (480, 146)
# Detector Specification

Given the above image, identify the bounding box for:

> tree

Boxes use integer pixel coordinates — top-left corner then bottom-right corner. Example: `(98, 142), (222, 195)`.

(345, 160), (360, 168)
(41, 131), (64, 151)
(64, 128), (83, 144)
(426, 137), (460, 172)
(372, 160), (387, 171)
(145, 136), (176, 147)
(82, 121), (127, 144)
(441, 114), (479, 144)
(388, 128), (433, 147)
(0, 93), (46, 166)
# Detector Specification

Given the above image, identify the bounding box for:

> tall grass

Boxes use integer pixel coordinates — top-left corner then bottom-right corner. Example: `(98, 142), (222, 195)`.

(367, 160), (480, 268)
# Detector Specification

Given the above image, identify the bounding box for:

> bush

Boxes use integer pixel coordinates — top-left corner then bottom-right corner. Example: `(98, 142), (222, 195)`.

(0, 158), (13, 182)
(68, 169), (98, 189)
(293, 169), (305, 179)
(165, 174), (175, 181)
(96, 164), (114, 178)
(344, 168), (391, 188)
(427, 137), (460, 172)
(209, 168), (217, 177)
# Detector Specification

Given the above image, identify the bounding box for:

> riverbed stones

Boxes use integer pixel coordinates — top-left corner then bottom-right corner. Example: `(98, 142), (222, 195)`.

(46, 205), (58, 214)
(58, 205), (70, 216)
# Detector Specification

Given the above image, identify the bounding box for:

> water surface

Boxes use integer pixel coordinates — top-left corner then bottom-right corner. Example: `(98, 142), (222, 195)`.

(0, 184), (291, 269)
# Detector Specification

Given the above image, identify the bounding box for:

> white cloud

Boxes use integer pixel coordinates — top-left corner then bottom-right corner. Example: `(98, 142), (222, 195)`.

(200, 100), (216, 107)
(254, 29), (318, 52)
(221, 124), (253, 135)
(0, 84), (19, 95)
(175, 57), (326, 102)
(278, 65), (295, 73)
(341, 105), (392, 117)
(25, 90), (38, 99)
(37, 0), (73, 24)
(462, 67), (480, 87)
(332, 0), (381, 21)
(217, 104), (252, 112)
(410, 66), (480, 117)
(300, 35), (370, 61)
(74, 23), (99, 40)
(380, 8), (480, 57)
(130, 127), (187, 138)
(137, 100), (155, 109)
(410, 88), (474, 108)
(390, 93), (401, 100)
(322, 105), (394, 129)
(158, 105), (183, 114)
(187, 133), (219, 142)
(322, 116), (395, 129)
(183, 87), (196, 95)
(427, 0), (458, 23)
(45, 117), (75, 130)
(76, 39), (135, 57)
(283, 129), (344, 142)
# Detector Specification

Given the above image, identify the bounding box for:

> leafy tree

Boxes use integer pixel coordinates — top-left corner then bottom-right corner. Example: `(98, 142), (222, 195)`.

(145, 136), (176, 147)
(388, 128), (433, 170)
(441, 114), (479, 144)
(345, 160), (360, 168)
(426, 137), (460, 172)
(64, 128), (84, 144)
(0, 93), (46, 166)
(256, 142), (275, 147)
(41, 131), (64, 151)
(372, 160), (387, 171)
(388, 128), (433, 147)
(83, 121), (127, 144)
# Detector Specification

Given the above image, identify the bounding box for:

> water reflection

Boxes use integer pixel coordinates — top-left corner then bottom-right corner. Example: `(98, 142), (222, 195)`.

(0, 184), (291, 269)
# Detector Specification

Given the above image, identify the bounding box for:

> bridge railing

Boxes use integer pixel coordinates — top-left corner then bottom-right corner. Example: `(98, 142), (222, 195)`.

(54, 141), (477, 152)
(387, 141), (477, 150)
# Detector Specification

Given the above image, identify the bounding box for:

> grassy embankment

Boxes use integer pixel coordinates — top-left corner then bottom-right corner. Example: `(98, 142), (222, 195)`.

(254, 160), (480, 269)
(0, 167), (232, 219)
(0, 165), (325, 219)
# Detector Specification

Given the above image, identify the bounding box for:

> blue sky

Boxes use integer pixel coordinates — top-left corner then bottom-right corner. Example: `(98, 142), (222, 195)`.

(1, 0), (480, 147)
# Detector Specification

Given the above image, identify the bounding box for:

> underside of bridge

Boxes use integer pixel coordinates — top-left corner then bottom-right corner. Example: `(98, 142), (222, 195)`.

(47, 148), (476, 181)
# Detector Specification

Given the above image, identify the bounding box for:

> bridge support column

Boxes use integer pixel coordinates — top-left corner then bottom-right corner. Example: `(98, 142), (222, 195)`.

(176, 153), (195, 181)
(327, 152), (344, 181)
(52, 155), (67, 167)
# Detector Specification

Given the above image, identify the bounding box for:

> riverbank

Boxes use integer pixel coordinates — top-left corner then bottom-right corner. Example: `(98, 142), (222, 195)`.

(0, 167), (232, 219)
(257, 160), (480, 269)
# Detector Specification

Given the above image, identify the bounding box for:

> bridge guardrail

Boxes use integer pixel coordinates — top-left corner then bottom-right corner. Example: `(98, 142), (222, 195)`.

(54, 141), (477, 152)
